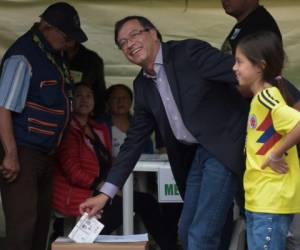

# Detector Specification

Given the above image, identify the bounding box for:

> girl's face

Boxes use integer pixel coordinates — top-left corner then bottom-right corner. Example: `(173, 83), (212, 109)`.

(73, 85), (95, 116)
(233, 47), (263, 93)
(108, 87), (132, 116)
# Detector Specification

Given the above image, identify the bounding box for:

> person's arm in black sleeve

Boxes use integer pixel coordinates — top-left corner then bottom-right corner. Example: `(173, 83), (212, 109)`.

(185, 39), (255, 97)
(186, 39), (237, 85)
(154, 126), (166, 153)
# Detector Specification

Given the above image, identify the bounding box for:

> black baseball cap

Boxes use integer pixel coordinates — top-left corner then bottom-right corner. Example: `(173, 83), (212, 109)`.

(40, 2), (88, 43)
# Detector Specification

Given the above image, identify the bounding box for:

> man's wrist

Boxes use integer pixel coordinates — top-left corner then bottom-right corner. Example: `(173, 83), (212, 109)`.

(100, 192), (111, 201)
(100, 182), (119, 199)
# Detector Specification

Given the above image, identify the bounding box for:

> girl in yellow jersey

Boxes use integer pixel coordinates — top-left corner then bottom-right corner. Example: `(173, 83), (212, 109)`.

(233, 31), (300, 250)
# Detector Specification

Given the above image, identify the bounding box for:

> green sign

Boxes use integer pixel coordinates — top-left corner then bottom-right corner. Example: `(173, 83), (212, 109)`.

(164, 184), (180, 196)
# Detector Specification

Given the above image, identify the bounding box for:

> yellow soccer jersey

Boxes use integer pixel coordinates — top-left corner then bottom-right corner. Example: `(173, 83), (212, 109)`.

(244, 87), (300, 213)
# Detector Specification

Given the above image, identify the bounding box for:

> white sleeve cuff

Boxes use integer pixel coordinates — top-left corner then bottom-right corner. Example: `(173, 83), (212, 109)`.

(99, 182), (119, 199)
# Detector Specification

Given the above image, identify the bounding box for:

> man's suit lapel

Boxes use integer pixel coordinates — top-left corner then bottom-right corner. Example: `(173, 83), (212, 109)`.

(162, 43), (182, 112)
(140, 73), (166, 116)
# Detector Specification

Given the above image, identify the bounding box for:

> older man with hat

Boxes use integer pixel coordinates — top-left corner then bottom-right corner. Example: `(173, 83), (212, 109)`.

(0, 2), (87, 250)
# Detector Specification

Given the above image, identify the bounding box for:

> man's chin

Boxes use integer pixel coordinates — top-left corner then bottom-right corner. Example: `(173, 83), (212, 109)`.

(129, 58), (144, 67)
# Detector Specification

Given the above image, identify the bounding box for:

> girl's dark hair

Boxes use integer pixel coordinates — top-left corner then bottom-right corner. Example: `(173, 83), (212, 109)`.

(105, 84), (133, 103)
(114, 15), (162, 48)
(237, 31), (294, 106)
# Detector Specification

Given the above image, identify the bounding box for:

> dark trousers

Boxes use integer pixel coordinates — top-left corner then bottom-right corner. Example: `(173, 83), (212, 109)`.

(160, 203), (182, 247)
(0, 146), (55, 250)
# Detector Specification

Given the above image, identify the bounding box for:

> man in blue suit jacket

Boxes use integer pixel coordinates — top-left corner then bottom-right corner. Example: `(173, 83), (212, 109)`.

(80, 16), (249, 250)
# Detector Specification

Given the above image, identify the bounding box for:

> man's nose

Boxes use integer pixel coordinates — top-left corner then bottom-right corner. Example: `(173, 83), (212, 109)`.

(127, 39), (135, 48)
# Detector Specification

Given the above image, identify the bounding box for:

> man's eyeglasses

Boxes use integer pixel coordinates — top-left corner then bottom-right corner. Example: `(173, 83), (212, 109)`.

(117, 28), (150, 50)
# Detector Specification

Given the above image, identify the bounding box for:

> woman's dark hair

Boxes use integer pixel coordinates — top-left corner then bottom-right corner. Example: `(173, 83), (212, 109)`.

(105, 84), (133, 116)
(237, 31), (294, 106)
(74, 83), (93, 93)
(114, 15), (162, 48)
(105, 84), (133, 103)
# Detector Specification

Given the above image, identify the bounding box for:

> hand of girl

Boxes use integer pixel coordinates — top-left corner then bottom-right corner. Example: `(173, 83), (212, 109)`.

(261, 155), (288, 174)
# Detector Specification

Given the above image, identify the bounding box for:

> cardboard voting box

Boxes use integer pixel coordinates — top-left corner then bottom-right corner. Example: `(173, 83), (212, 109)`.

(52, 241), (148, 250)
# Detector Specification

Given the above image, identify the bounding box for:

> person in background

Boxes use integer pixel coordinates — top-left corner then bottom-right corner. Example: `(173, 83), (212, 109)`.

(221, 0), (281, 55)
(52, 83), (176, 250)
(221, 0), (300, 105)
(100, 84), (153, 157)
(66, 41), (107, 116)
(0, 2), (87, 250)
(233, 31), (300, 249)
(51, 83), (112, 240)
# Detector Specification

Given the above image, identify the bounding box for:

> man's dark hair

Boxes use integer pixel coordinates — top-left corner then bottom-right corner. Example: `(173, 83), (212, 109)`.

(114, 15), (162, 47)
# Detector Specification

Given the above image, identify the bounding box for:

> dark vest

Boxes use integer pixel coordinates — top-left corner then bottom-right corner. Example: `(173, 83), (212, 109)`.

(0, 24), (71, 153)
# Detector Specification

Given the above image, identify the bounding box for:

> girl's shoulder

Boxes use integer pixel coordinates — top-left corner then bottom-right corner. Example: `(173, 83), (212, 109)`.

(256, 87), (285, 110)
(260, 86), (282, 98)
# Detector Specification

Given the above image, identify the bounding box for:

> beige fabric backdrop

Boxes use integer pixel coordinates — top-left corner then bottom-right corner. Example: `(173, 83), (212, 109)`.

(0, 0), (299, 87)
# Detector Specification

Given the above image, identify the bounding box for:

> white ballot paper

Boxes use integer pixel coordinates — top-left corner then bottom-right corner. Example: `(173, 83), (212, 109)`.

(68, 212), (104, 243)
(95, 233), (148, 243)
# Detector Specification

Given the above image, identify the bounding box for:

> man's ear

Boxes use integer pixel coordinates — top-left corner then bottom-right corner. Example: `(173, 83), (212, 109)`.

(149, 28), (159, 41)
